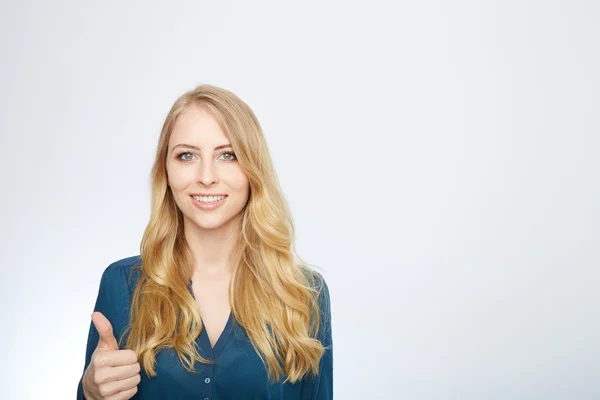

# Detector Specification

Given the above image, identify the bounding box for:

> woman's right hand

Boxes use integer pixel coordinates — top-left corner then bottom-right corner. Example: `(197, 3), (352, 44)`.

(82, 312), (141, 400)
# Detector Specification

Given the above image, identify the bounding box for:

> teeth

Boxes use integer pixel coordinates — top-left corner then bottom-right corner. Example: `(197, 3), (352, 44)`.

(193, 195), (225, 203)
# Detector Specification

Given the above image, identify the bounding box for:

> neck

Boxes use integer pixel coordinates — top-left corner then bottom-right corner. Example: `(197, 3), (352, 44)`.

(183, 215), (242, 277)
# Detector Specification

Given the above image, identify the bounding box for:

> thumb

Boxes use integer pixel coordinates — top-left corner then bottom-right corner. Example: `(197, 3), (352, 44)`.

(92, 311), (119, 351)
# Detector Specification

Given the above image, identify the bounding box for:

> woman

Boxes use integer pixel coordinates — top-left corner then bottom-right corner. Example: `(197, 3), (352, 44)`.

(76, 85), (333, 399)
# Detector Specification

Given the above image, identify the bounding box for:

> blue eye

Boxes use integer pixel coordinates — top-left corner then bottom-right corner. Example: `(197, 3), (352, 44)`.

(175, 151), (236, 162)
(176, 152), (195, 161)
(219, 151), (237, 161)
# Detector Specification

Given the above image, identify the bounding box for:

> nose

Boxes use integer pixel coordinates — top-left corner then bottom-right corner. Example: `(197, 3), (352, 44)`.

(196, 158), (219, 187)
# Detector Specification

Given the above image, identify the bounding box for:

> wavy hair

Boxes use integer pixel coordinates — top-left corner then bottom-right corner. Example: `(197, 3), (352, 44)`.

(122, 84), (325, 383)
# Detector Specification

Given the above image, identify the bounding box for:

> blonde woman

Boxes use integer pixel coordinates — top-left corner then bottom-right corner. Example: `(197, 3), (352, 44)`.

(76, 85), (333, 399)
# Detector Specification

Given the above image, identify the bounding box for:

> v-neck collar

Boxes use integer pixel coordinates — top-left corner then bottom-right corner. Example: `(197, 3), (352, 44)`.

(187, 279), (234, 359)
(200, 310), (234, 358)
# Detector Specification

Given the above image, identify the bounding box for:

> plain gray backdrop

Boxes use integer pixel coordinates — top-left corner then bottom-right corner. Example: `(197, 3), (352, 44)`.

(1, 0), (598, 399)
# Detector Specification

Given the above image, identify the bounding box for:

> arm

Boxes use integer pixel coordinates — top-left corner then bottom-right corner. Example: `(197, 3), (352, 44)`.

(77, 267), (113, 399)
(76, 263), (131, 399)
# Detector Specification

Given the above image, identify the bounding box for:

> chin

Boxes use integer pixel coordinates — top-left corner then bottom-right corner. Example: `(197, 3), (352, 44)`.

(191, 219), (226, 231)
(189, 214), (237, 231)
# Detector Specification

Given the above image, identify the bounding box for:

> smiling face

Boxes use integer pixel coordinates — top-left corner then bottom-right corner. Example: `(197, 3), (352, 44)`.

(166, 104), (250, 233)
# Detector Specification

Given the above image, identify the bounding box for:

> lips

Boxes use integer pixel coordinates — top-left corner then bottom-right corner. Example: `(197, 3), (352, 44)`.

(190, 194), (228, 211)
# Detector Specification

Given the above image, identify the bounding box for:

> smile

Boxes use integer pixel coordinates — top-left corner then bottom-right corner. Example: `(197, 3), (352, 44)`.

(190, 195), (228, 211)
(192, 195), (227, 203)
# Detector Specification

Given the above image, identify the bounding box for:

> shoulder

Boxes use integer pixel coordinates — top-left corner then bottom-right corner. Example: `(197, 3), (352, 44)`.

(311, 270), (328, 290)
(98, 255), (143, 300)
(91, 256), (142, 342)
(308, 270), (330, 304)
(305, 269), (331, 320)
(306, 269), (332, 345)
(107, 254), (141, 268)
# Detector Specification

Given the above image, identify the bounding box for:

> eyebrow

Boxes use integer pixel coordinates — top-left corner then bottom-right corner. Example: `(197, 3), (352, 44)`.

(172, 143), (232, 151)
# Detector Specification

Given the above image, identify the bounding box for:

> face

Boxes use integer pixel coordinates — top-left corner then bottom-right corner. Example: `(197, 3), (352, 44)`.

(166, 105), (250, 233)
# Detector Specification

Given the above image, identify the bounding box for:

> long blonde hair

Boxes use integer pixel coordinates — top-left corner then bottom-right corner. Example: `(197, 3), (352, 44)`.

(123, 84), (325, 383)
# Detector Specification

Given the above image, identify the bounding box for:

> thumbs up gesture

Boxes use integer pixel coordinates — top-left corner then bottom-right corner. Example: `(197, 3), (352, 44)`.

(82, 312), (141, 400)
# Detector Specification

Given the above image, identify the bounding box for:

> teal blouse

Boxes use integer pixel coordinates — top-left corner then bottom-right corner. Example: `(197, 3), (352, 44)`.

(76, 256), (333, 399)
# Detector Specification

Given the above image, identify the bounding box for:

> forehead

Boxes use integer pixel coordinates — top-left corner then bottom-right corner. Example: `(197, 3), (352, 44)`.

(169, 105), (228, 147)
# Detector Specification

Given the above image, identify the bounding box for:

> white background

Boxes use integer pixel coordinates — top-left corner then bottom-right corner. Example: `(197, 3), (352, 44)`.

(1, 0), (599, 398)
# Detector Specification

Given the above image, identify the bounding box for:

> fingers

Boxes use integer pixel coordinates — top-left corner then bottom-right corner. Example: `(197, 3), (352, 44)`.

(93, 360), (141, 384)
(87, 357), (141, 399)
(92, 311), (119, 351)
(86, 313), (141, 400)
(93, 372), (140, 400)
(94, 349), (138, 368)
(83, 312), (141, 400)
(104, 385), (139, 400)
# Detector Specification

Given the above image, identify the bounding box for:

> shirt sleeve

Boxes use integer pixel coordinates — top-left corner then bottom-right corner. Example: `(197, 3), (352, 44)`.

(76, 263), (133, 399)
(301, 272), (333, 399)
